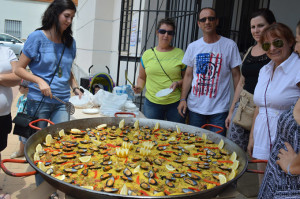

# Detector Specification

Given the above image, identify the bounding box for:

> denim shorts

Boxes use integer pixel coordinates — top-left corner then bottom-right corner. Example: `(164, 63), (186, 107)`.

(143, 98), (185, 123)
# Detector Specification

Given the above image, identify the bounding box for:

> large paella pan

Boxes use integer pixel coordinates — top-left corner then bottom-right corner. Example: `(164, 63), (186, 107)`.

(5, 117), (248, 198)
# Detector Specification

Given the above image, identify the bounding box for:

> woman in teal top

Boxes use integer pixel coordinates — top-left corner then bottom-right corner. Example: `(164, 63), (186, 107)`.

(134, 18), (186, 123)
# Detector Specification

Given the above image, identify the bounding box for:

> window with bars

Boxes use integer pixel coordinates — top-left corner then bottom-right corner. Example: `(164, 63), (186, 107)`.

(120, 0), (134, 52)
(5, 19), (22, 39)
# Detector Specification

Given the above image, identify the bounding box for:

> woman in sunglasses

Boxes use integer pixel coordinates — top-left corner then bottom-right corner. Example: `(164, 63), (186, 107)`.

(258, 21), (300, 199)
(133, 18), (186, 123)
(247, 23), (300, 183)
(226, 9), (276, 151)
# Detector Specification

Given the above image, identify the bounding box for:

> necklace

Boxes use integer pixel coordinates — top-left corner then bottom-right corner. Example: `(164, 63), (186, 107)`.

(49, 30), (63, 78)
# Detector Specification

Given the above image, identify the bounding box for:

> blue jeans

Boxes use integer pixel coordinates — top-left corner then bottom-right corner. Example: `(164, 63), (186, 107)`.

(27, 99), (70, 186)
(143, 98), (185, 123)
(189, 110), (228, 136)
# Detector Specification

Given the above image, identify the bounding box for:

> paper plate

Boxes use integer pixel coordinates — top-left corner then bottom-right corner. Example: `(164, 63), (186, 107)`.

(82, 108), (100, 114)
(155, 88), (173, 97)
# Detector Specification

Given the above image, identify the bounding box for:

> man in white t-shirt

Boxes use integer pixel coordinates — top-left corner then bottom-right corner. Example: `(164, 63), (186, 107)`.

(178, 7), (241, 136)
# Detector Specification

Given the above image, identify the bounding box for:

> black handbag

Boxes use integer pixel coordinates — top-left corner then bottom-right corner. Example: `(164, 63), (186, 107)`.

(12, 45), (66, 138)
(12, 103), (38, 139)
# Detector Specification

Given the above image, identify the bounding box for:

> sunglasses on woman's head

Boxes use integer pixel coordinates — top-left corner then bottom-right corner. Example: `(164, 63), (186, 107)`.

(158, 29), (175, 36)
(198, 17), (216, 23)
(262, 39), (284, 51)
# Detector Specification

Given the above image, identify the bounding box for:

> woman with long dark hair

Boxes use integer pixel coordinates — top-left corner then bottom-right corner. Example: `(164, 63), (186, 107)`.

(15, 0), (81, 130)
(14, 0), (82, 191)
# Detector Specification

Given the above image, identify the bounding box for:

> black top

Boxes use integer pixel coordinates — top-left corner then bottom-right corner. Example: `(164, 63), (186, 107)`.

(241, 52), (270, 94)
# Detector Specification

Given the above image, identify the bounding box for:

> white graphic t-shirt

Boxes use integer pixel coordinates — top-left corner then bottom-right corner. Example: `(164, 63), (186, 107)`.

(182, 36), (242, 115)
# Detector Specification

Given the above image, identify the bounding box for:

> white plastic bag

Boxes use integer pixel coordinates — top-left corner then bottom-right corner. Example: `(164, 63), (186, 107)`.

(96, 89), (128, 116)
(69, 86), (93, 108)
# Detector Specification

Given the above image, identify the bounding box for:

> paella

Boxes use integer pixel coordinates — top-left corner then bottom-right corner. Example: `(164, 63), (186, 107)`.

(33, 120), (239, 196)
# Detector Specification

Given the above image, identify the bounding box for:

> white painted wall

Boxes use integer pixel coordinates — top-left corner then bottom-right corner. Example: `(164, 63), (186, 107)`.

(269, 0), (300, 35)
(0, 0), (49, 40)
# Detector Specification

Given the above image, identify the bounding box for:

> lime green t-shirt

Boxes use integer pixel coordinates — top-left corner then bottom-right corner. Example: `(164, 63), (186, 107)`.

(141, 47), (186, 105)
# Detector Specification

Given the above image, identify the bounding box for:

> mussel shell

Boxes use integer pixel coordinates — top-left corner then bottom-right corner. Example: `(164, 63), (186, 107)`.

(174, 159), (184, 164)
(101, 161), (112, 165)
(63, 168), (78, 173)
(173, 152), (182, 156)
(62, 148), (73, 152)
(55, 159), (67, 164)
(100, 173), (112, 180)
(123, 137), (130, 142)
(154, 159), (162, 166)
(61, 155), (76, 159)
(123, 167), (132, 177)
(187, 172), (201, 180)
(52, 151), (62, 156)
(182, 188), (196, 193)
(172, 173), (186, 178)
(156, 146), (167, 151)
(103, 166), (112, 171)
(81, 169), (89, 176)
(159, 152), (171, 157)
(121, 176), (133, 181)
(172, 146), (183, 150)
(132, 157), (141, 162)
(45, 162), (51, 166)
(169, 141), (179, 145)
(184, 178), (198, 186)
(189, 166), (200, 171)
(77, 149), (87, 153)
(197, 164), (210, 169)
(219, 165), (232, 171)
(140, 182), (150, 190)
(102, 187), (118, 193)
(72, 164), (84, 170)
(144, 134), (151, 140)
(165, 179), (175, 188)
(106, 176), (115, 187)
(80, 140), (89, 144)
(148, 178), (158, 185)
(212, 154), (223, 159)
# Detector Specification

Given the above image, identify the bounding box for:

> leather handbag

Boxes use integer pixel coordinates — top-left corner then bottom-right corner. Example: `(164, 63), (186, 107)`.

(232, 89), (256, 131)
(12, 112), (38, 138)
(232, 46), (255, 131)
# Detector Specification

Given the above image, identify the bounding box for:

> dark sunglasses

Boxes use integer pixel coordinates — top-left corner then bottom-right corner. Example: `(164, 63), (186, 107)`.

(158, 29), (175, 36)
(262, 39), (284, 51)
(198, 16), (216, 23)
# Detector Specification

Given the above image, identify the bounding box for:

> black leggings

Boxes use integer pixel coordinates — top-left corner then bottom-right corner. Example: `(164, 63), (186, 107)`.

(0, 113), (12, 151)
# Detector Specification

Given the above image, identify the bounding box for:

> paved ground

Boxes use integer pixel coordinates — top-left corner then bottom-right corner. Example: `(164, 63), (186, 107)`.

(0, 86), (259, 199)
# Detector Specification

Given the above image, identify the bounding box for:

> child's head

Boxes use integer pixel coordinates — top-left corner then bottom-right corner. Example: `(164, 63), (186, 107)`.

(19, 80), (29, 95)
(93, 83), (104, 94)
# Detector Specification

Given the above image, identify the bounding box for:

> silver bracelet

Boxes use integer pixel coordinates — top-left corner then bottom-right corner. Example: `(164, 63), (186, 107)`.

(287, 162), (297, 176)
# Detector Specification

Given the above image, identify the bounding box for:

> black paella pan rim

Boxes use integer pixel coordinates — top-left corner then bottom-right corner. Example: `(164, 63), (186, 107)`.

(25, 117), (248, 199)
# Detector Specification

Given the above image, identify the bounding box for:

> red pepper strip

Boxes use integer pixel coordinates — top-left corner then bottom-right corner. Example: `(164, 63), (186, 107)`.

(212, 171), (227, 175)
(163, 151), (174, 153)
(179, 132), (183, 135)
(158, 143), (170, 147)
(193, 152), (206, 156)
(115, 175), (120, 180)
(154, 134), (160, 138)
(217, 160), (233, 164)
(177, 137), (181, 141)
(71, 163), (83, 167)
(124, 157), (128, 164)
(55, 173), (63, 177)
(154, 173), (159, 179)
(203, 179), (220, 186)
(94, 170), (98, 179)
(159, 157), (171, 162)
(61, 161), (73, 165)
(168, 171), (174, 174)
(136, 175), (140, 184)
(95, 179), (101, 182)
(187, 169), (201, 174)
(153, 129), (160, 132)
(139, 190), (149, 196)
(103, 154), (108, 157)
(120, 132), (123, 136)
(164, 190), (171, 195)
(70, 136), (75, 139)
(44, 148), (53, 152)
(93, 185), (97, 190)
(106, 143), (117, 148)
(63, 152), (76, 155)
(188, 187), (201, 192)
